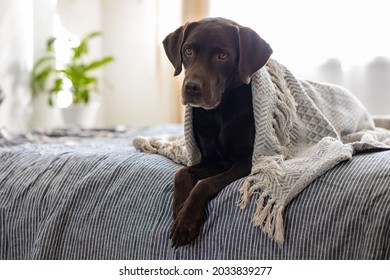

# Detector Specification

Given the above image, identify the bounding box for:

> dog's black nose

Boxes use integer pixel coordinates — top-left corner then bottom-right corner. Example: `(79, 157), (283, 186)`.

(185, 81), (201, 95)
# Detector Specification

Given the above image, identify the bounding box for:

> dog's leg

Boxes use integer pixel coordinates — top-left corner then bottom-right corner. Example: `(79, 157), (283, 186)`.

(170, 158), (251, 247)
(173, 163), (226, 219)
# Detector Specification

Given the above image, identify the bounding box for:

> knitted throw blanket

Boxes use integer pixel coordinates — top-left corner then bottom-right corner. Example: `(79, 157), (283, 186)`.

(133, 58), (390, 244)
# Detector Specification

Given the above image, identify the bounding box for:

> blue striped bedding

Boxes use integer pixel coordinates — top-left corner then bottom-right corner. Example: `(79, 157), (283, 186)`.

(0, 125), (389, 259)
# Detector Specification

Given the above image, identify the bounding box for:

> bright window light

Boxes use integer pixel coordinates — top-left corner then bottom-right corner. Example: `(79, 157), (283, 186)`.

(209, 0), (390, 71)
(52, 13), (80, 108)
(56, 90), (73, 108)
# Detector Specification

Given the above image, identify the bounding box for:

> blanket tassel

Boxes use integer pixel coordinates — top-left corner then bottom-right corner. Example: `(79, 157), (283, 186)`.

(252, 194), (285, 245)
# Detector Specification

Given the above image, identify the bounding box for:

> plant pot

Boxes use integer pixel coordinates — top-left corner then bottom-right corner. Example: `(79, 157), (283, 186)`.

(60, 102), (100, 128)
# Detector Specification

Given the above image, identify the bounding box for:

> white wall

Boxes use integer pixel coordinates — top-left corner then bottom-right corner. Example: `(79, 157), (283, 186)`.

(100, 0), (182, 127)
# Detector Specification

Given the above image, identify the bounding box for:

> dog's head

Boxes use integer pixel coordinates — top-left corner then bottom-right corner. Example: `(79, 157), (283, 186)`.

(163, 17), (272, 109)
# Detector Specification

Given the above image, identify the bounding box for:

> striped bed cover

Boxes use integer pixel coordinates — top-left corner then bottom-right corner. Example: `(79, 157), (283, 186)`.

(0, 126), (389, 260)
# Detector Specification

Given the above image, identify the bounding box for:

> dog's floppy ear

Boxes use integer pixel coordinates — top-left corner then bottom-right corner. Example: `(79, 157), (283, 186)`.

(163, 22), (197, 76)
(237, 26), (273, 84)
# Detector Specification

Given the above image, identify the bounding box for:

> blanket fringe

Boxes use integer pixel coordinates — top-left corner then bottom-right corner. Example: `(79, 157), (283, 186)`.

(132, 136), (158, 153)
(252, 194), (285, 245)
(239, 153), (287, 244)
(132, 135), (189, 165)
(250, 155), (286, 185)
(266, 59), (298, 148)
(239, 155), (286, 209)
(253, 196), (275, 226)
(274, 207), (285, 244)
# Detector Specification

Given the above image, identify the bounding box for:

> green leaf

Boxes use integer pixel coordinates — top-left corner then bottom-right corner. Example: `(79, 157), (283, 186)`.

(50, 78), (63, 93)
(81, 89), (89, 103)
(72, 31), (102, 60)
(73, 41), (88, 60)
(60, 64), (85, 85)
(85, 56), (114, 71)
(31, 65), (55, 95)
(31, 54), (56, 95)
(48, 92), (54, 106)
(46, 37), (57, 52)
(82, 31), (102, 42)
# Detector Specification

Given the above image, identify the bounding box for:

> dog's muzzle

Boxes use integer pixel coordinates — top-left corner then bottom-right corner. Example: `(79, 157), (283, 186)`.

(184, 81), (201, 96)
(182, 80), (221, 110)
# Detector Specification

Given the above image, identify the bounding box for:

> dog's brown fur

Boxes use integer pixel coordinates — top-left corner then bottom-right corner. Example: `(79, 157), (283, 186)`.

(163, 17), (272, 247)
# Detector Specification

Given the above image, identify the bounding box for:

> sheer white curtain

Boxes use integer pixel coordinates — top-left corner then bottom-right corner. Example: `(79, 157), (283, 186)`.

(0, 0), (34, 133)
(0, 0), (67, 132)
(209, 0), (390, 115)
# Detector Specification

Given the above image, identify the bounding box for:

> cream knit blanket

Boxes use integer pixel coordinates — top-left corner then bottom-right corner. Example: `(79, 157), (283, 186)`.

(133, 58), (390, 244)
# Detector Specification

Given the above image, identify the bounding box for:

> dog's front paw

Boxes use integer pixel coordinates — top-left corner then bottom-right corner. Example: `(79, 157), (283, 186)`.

(170, 207), (205, 248)
(172, 194), (185, 219)
(170, 217), (201, 248)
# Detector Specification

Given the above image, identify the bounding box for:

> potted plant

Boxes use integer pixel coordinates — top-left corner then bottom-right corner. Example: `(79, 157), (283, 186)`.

(31, 31), (114, 127)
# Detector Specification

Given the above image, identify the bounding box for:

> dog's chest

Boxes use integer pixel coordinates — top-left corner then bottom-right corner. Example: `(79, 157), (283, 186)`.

(192, 85), (255, 163)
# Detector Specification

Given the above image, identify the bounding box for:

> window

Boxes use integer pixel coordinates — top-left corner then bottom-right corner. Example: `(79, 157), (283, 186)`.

(209, 0), (390, 72)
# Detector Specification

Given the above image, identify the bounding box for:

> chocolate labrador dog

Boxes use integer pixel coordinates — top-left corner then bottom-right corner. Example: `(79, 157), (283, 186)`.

(163, 17), (272, 247)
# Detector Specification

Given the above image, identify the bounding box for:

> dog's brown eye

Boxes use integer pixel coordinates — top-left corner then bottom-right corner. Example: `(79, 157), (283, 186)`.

(184, 48), (193, 56)
(218, 52), (228, 60)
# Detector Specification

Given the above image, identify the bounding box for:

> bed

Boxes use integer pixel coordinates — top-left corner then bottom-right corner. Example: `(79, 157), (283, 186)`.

(0, 124), (389, 260)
